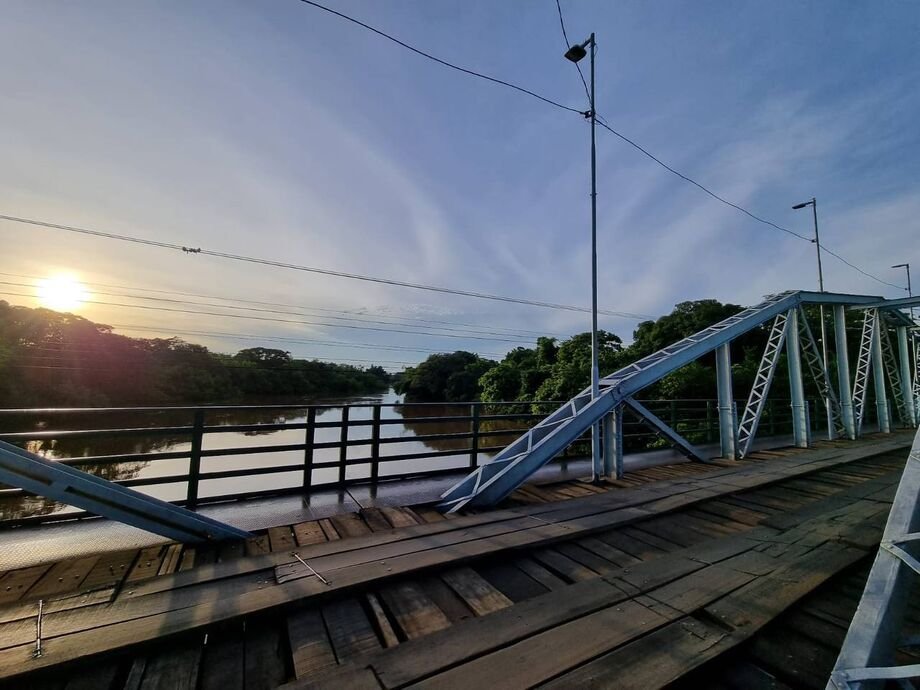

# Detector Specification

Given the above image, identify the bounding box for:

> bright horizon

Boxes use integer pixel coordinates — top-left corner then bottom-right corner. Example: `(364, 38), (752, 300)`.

(2, 1), (918, 369)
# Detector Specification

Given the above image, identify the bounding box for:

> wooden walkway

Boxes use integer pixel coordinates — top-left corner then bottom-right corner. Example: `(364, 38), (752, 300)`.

(0, 432), (914, 689)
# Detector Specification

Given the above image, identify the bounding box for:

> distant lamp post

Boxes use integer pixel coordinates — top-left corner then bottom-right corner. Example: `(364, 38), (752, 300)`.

(891, 263), (913, 318)
(793, 197), (833, 438)
(564, 33), (603, 480)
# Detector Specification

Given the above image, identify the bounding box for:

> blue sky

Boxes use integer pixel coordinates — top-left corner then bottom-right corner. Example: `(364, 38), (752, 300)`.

(1, 1), (918, 369)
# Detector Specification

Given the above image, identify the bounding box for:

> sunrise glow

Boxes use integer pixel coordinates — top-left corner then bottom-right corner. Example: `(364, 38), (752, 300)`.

(37, 274), (88, 311)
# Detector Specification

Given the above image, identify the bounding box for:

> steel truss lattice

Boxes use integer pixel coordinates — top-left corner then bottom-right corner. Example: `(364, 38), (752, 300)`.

(797, 307), (846, 439)
(880, 326), (909, 426)
(828, 427), (920, 689)
(438, 291), (885, 512)
(852, 309), (878, 436)
(737, 311), (790, 458)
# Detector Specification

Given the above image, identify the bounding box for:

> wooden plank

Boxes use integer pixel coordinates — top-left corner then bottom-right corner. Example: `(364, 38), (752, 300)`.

(217, 540), (244, 563)
(360, 508), (394, 532)
(416, 576), (473, 624)
(318, 519), (340, 541)
(245, 535), (271, 557)
(514, 558), (567, 592)
(322, 598), (382, 661)
(80, 550), (138, 591)
(125, 546), (166, 584)
(268, 526), (297, 552)
(531, 547), (598, 582)
(379, 507), (419, 528)
(292, 521), (327, 547)
(372, 578), (624, 689)
(365, 593), (399, 648)
(410, 506), (446, 523)
(0, 565), (51, 605)
(410, 598), (669, 689)
(199, 625), (244, 690)
(138, 643), (201, 690)
(244, 619), (286, 689)
(576, 536), (641, 568)
(330, 514), (372, 539)
(378, 582), (451, 640)
(157, 545), (184, 576)
(540, 616), (728, 690)
(62, 662), (121, 690)
(29, 557), (98, 599)
(440, 567), (513, 616)
(2, 440), (903, 680)
(287, 608), (337, 678)
(474, 561), (549, 602)
(178, 549), (195, 572)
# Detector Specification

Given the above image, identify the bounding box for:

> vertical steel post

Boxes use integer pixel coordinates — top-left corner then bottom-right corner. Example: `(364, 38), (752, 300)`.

(786, 309), (809, 447)
(303, 407), (316, 489)
(338, 406), (349, 485)
(602, 406), (623, 478)
(834, 304), (857, 439)
(370, 404), (382, 483)
(716, 343), (736, 459)
(469, 403), (481, 470)
(705, 400), (714, 443)
(872, 323), (891, 433)
(896, 326), (916, 427)
(588, 32), (602, 482)
(186, 409), (205, 510)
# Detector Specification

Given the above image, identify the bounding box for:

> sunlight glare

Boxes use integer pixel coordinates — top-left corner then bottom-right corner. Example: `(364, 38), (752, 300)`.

(37, 274), (88, 311)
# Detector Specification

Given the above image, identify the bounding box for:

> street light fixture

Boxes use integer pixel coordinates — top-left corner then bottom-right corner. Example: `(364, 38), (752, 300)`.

(563, 33), (602, 480)
(793, 197), (832, 438)
(892, 262), (914, 323)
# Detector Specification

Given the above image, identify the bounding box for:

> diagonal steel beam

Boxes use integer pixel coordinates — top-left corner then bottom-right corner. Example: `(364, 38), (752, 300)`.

(623, 398), (704, 461)
(852, 309), (877, 436)
(0, 440), (251, 543)
(737, 311), (789, 458)
(797, 307), (845, 438)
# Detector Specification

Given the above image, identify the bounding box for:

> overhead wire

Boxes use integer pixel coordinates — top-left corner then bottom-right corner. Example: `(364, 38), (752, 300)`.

(0, 270), (564, 339)
(0, 215), (650, 320)
(294, 0), (901, 292)
(0, 289), (536, 343)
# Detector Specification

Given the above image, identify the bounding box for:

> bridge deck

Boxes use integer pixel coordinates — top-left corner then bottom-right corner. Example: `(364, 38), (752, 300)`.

(0, 432), (914, 689)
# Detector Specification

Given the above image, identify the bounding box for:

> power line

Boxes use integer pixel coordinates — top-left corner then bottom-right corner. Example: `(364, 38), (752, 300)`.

(290, 3), (900, 292)
(0, 289), (536, 343)
(0, 279), (538, 342)
(554, 0), (591, 107)
(297, 0), (586, 116)
(0, 214), (651, 320)
(0, 270), (564, 339)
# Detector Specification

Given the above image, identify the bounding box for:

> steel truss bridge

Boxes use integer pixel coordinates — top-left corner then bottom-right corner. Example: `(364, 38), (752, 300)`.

(0, 290), (918, 542)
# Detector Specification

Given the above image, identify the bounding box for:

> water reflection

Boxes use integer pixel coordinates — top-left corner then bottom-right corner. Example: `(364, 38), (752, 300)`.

(0, 392), (542, 521)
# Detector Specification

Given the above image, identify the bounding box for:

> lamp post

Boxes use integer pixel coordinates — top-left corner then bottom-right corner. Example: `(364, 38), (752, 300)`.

(564, 34), (602, 479)
(892, 263), (914, 321)
(793, 197), (833, 438)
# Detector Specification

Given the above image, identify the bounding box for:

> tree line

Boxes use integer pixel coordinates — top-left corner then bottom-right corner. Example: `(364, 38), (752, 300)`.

(0, 301), (391, 407)
(395, 298), (848, 408)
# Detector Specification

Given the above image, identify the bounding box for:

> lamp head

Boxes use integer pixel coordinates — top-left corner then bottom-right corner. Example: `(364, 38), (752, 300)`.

(564, 44), (587, 63)
(792, 200), (814, 210)
(892, 263), (909, 269)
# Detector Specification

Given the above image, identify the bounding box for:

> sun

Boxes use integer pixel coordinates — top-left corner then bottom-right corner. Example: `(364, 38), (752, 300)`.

(37, 274), (88, 311)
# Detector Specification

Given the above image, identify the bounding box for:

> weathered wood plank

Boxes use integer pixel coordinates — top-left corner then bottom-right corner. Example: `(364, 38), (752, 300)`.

(267, 526), (297, 552)
(322, 598), (382, 662)
(29, 557), (98, 600)
(378, 582), (451, 640)
(292, 521), (327, 547)
(330, 514), (372, 539)
(287, 608), (337, 679)
(125, 546), (166, 584)
(0, 565), (51, 605)
(441, 567), (513, 616)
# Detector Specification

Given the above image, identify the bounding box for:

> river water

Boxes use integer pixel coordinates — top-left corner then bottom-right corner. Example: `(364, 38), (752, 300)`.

(0, 390), (539, 521)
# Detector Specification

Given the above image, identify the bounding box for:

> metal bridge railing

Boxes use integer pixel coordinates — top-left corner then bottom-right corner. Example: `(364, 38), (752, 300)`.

(0, 398), (807, 525)
(828, 425), (920, 688)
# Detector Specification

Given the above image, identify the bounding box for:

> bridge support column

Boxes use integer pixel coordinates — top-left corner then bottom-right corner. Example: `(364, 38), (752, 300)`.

(716, 343), (737, 459)
(786, 309), (809, 448)
(834, 305), (857, 439)
(601, 406), (623, 479)
(896, 326), (916, 427)
(872, 323), (891, 433)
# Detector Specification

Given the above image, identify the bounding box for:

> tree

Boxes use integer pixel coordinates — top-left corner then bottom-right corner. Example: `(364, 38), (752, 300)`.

(394, 352), (496, 402)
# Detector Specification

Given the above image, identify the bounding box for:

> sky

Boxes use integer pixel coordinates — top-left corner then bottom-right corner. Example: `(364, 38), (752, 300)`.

(1, 0), (918, 370)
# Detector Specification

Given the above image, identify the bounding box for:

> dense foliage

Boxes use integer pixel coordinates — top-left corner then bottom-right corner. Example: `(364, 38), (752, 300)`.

(396, 299), (836, 405)
(0, 301), (391, 406)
